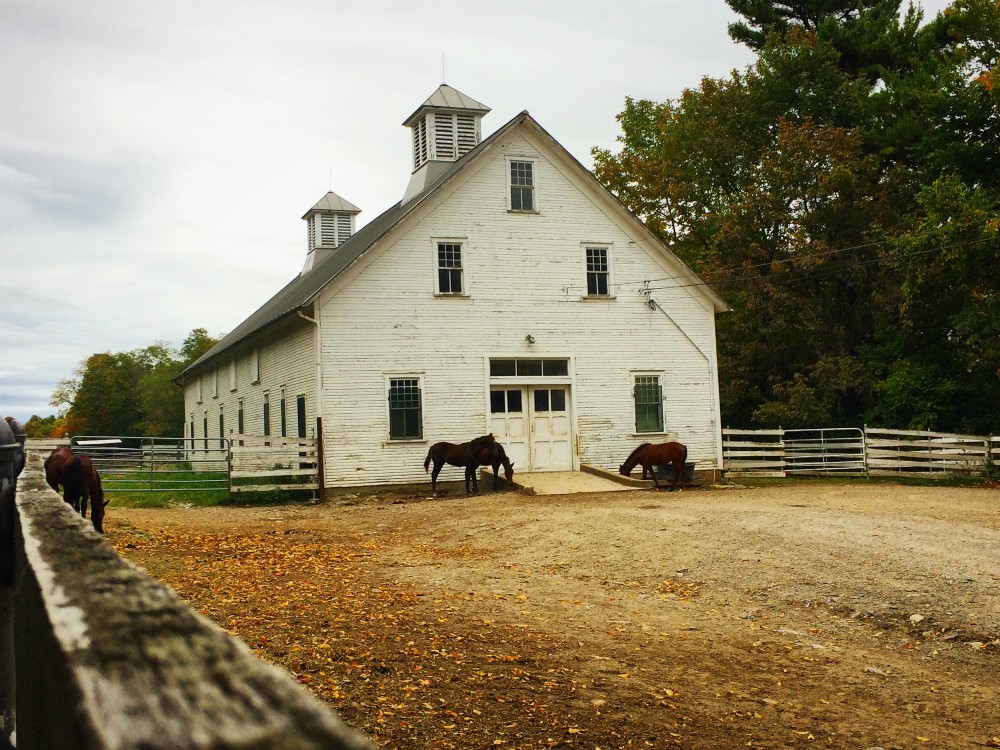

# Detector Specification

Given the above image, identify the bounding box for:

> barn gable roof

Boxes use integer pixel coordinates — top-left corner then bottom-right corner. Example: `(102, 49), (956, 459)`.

(182, 111), (728, 378)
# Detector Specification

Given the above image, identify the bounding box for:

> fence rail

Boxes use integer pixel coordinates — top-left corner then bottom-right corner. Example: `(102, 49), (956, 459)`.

(723, 426), (998, 478)
(26, 429), (322, 496)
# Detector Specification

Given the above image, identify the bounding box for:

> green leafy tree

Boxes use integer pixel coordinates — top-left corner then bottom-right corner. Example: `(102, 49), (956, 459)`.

(23, 414), (57, 438)
(54, 329), (220, 438)
(596, 0), (1000, 431)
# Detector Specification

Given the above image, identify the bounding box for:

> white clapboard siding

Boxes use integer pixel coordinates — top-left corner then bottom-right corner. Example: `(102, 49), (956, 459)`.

(315, 128), (723, 487)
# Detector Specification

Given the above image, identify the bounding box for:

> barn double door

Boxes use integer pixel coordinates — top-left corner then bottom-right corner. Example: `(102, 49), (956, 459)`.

(489, 386), (572, 472)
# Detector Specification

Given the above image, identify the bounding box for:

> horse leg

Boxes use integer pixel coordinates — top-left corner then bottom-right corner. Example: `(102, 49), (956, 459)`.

(646, 463), (661, 490)
(672, 458), (684, 491)
(431, 461), (443, 494)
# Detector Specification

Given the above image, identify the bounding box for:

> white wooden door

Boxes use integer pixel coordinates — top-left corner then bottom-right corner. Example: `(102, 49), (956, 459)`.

(491, 386), (573, 472)
(528, 387), (572, 471)
(489, 388), (529, 472)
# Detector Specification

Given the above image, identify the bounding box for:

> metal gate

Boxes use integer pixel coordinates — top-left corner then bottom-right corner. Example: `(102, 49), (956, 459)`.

(782, 428), (866, 475)
(71, 436), (230, 493)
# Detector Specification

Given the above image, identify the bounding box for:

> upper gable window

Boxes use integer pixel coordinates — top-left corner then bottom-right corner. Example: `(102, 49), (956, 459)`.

(585, 245), (612, 296)
(508, 159), (536, 212)
(434, 240), (467, 296)
(250, 347), (260, 384)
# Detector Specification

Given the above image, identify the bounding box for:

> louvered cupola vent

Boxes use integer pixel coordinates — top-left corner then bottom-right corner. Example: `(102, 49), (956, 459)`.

(403, 84), (490, 203)
(300, 190), (361, 275)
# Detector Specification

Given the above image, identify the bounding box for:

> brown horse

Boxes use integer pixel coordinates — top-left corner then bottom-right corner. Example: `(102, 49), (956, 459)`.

(478, 442), (514, 490)
(44, 447), (108, 533)
(619, 441), (688, 491)
(424, 434), (497, 494)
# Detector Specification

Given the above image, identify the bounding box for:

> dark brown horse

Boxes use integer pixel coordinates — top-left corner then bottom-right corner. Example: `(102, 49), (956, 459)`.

(424, 434), (497, 494)
(619, 441), (688, 491)
(44, 446), (108, 533)
(478, 442), (514, 490)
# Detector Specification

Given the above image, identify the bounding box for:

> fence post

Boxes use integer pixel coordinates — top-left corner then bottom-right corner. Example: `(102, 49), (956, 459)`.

(863, 424), (869, 477)
(227, 432), (234, 495)
(316, 417), (325, 500)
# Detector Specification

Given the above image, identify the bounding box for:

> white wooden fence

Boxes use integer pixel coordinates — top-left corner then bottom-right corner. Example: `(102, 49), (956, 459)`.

(723, 426), (999, 478)
(229, 432), (321, 494)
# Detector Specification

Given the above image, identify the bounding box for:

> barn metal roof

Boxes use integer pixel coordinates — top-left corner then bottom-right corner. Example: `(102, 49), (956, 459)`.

(402, 84), (490, 127)
(301, 191), (361, 218)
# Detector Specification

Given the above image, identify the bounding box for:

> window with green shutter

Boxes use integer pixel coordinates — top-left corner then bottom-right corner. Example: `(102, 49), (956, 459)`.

(634, 375), (664, 433)
(388, 378), (422, 440)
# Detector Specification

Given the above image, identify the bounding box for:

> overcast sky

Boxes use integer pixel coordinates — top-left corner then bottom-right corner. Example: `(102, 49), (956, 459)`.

(1, 0), (951, 425)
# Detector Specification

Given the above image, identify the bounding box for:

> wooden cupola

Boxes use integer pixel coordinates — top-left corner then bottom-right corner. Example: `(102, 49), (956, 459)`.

(301, 190), (361, 274)
(402, 84), (490, 203)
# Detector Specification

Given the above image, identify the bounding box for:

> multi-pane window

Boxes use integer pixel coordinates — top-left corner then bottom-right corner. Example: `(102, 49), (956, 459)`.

(634, 375), (664, 433)
(280, 395), (287, 438)
(510, 160), (534, 211)
(388, 378), (422, 440)
(263, 395), (271, 437)
(219, 410), (225, 449)
(586, 246), (610, 296)
(490, 389), (524, 414)
(489, 359), (569, 377)
(437, 242), (464, 294)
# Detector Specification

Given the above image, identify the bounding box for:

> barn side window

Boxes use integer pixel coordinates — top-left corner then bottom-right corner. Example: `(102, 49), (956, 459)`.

(509, 159), (536, 212)
(388, 378), (422, 440)
(250, 347), (260, 384)
(436, 241), (464, 295)
(634, 375), (664, 433)
(585, 246), (611, 296)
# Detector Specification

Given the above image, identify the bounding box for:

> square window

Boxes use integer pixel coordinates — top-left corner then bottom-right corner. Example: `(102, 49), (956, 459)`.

(533, 389), (549, 412)
(550, 388), (566, 411)
(634, 375), (664, 433)
(388, 378), (422, 439)
(510, 160), (534, 211)
(437, 242), (464, 294)
(586, 247), (610, 296)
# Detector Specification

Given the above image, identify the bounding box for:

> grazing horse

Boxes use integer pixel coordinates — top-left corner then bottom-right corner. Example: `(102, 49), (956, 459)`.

(44, 446), (108, 533)
(619, 441), (688, 491)
(424, 434), (498, 494)
(478, 441), (514, 490)
(44, 446), (76, 502)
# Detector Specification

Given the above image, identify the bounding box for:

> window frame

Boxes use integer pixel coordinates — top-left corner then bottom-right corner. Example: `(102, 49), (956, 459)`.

(432, 237), (470, 297)
(250, 347), (260, 384)
(582, 243), (614, 298)
(386, 375), (424, 441)
(632, 373), (665, 435)
(506, 156), (539, 213)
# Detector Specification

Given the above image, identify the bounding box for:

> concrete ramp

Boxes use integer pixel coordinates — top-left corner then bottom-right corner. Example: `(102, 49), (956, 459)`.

(515, 470), (637, 495)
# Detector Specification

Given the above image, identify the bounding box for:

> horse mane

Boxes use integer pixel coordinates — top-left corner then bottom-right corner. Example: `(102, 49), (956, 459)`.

(621, 443), (652, 473)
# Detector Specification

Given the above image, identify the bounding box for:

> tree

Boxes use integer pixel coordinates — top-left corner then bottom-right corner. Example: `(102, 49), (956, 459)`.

(595, 0), (1000, 431)
(53, 329), (220, 438)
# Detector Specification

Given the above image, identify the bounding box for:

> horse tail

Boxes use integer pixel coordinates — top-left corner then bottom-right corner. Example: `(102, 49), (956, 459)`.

(423, 447), (433, 473)
(681, 442), (688, 464)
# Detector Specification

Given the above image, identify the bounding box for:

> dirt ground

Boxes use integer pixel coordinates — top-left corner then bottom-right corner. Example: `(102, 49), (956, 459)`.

(108, 481), (999, 750)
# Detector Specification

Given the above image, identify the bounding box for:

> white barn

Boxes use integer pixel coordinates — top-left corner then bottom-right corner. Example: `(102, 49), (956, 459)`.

(179, 85), (730, 490)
